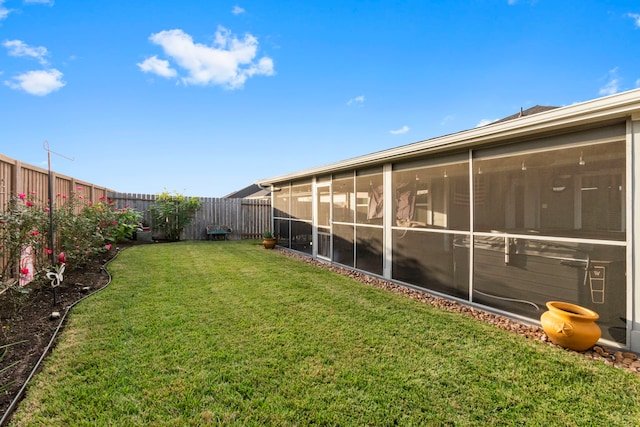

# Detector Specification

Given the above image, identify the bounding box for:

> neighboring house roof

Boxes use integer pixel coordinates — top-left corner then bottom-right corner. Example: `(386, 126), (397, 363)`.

(224, 184), (270, 199)
(490, 105), (559, 125)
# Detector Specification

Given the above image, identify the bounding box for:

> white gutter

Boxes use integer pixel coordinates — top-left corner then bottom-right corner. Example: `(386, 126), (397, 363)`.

(256, 88), (640, 186)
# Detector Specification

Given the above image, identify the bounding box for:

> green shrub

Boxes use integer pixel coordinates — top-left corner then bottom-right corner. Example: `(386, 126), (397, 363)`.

(149, 191), (203, 241)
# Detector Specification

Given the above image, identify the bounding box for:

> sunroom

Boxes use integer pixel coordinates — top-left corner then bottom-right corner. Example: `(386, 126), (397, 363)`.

(257, 89), (640, 352)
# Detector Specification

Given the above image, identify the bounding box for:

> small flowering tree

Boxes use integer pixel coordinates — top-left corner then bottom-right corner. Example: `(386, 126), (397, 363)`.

(150, 191), (203, 241)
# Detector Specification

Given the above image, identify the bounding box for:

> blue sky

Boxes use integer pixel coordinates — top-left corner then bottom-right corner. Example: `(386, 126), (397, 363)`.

(1, 1), (639, 197)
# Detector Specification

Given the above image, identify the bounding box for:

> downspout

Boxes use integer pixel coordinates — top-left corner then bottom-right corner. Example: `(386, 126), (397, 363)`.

(629, 114), (640, 353)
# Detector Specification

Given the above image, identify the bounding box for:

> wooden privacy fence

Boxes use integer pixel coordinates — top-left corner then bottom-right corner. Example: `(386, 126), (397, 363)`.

(1, 153), (112, 285)
(0, 153), (111, 209)
(109, 193), (272, 241)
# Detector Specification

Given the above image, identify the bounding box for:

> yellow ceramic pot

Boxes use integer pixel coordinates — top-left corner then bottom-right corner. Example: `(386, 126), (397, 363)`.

(262, 237), (277, 249)
(540, 301), (601, 351)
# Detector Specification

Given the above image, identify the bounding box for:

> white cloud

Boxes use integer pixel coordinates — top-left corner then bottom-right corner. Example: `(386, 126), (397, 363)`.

(389, 125), (409, 135)
(1, 0), (52, 19)
(232, 5), (245, 15)
(347, 95), (365, 106)
(440, 114), (454, 125)
(144, 27), (274, 89)
(0, 0), (10, 20)
(4, 68), (65, 95)
(627, 13), (640, 28)
(476, 118), (497, 127)
(4, 39), (49, 65)
(599, 67), (621, 96)
(636, 78), (640, 87)
(508, 0), (539, 5)
(137, 55), (177, 78)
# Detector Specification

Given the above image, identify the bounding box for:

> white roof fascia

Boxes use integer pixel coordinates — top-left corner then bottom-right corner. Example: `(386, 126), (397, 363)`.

(257, 88), (640, 186)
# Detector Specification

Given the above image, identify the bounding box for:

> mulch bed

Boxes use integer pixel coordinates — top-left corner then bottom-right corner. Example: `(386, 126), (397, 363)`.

(0, 245), (124, 421)
(1, 243), (638, 421)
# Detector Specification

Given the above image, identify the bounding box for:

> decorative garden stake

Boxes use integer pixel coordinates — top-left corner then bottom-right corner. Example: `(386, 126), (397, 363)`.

(540, 301), (601, 351)
(46, 261), (65, 306)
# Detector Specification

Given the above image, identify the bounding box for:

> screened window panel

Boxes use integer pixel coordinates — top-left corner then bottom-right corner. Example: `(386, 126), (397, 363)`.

(317, 186), (331, 227)
(332, 175), (355, 223)
(275, 219), (290, 248)
(291, 221), (312, 254)
(274, 186), (290, 219)
(333, 224), (354, 267)
(356, 170), (383, 225)
(355, 226), (383, 275)
(291, 182), (313, 221)
(392, 229), (468, 299)
(392, 161), (469, 231)
(468, 236), (626, 344)
(473, 141), (625, 240)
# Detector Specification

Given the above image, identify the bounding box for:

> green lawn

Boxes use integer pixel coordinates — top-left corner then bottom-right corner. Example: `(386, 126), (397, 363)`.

(9, 241), (640, 426)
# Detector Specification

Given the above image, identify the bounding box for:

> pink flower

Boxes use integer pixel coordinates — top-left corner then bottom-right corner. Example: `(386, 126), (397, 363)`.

(105, 244), (112, 250)
(45, 249), (53, 254)
(77, 186), (83, 191)
(26, 201), (33, 207)
(18, 193), (26, 200)
(44, 207), (50, 212)
(99, 195), (106, 201)
(30, 191), (36, 195)
(58, 252), (66, 264)
(30, 230), (40, 236)
(20, 268), (29, 275)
